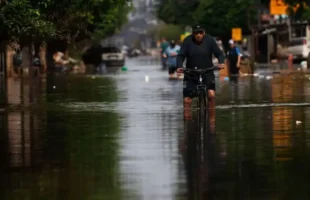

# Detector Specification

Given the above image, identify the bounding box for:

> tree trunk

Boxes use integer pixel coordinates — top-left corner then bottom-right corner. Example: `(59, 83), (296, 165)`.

(33, 42), (47, 72)
(6, 43), (14, 77)
(0, 41), (7, 106)
(40, 43), (47, 72)
(20, 44), (33, 68)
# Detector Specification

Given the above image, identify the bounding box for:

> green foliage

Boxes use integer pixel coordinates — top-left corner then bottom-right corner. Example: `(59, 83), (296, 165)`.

(0, 0), (133, 44)
(156, 0), (267, 37)
(0, 0), (56, 42)
(91, 0), (133, 41)
(284, 0), (310, 20)
(157, 0), (199, 26)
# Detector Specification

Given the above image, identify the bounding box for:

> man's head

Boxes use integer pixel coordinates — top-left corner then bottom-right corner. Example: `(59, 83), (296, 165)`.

(162, 37), (166, 42)
(192, 24), (205, 42)
(170, 40), (176, 48)
(229, 39), (235, 48)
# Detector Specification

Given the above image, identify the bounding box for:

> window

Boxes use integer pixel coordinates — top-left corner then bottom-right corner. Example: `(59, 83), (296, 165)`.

(102, 47), (121, 53)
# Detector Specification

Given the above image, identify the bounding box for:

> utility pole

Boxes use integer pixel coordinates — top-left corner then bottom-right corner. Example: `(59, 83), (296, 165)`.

(287, 16), (292, 41)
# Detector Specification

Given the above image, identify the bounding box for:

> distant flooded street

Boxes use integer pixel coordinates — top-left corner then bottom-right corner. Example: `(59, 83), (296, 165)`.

(1, 57), (310, 199)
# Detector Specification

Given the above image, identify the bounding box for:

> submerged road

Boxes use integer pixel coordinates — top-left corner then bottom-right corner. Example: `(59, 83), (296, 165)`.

(1, 57), (310, 199)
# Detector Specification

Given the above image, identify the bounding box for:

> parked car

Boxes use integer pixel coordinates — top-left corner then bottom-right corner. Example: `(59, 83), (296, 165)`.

(101, 46), (125, 67)
(282, 38), (310, 61)
(82, 45), (125, 67)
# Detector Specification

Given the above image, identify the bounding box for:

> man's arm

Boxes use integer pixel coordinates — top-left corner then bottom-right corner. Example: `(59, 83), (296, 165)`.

(162, 49), (167, 58)
(176, 39), (189, 68)
(235, 46), (242, 67)
(211, 39), (225, 64)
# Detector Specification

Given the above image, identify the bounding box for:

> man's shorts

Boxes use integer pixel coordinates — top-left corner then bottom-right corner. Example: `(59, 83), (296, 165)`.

(161, 57), (167, 68)
(229, 63), (239, 75)
(183, 74), (215, 98)
(168, 65), (177, 74)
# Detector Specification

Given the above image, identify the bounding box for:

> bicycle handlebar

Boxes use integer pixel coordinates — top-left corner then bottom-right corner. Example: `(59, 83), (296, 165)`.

(183, 66), (219, 74)
(181, 66), (219, 82)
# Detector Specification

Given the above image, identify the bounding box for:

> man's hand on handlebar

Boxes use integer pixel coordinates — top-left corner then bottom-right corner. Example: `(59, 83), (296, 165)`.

(176, 68), (184, 73)
(218, 63), (225, 69)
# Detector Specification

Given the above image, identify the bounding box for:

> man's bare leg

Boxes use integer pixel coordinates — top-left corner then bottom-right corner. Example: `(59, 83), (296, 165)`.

(183, 97), (192, 121)
(177, 72), (183, 80)
(208, 90), (216, 133)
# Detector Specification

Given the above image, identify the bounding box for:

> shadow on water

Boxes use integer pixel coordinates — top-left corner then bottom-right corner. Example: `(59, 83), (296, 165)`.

(0, 74), (125, 199)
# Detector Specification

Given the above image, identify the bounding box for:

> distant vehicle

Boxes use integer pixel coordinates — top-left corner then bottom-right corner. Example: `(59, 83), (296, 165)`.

(82, 44), (125, 67)
(122, 45), (129, 55)
(101, 46), (125, 67)
(282, 38), (310, 61)
(127, 48), (141, 57)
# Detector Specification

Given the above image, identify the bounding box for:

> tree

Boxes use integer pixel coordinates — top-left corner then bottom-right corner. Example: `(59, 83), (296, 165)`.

(156, 0), (267, 41)
(157, 0), (199, 26)
(0, 0), (133, 67)
(284, 0), (309, 20)
(0, 0), (56, 44)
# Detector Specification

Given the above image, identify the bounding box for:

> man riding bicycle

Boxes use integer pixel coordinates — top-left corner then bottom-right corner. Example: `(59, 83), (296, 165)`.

(176, 24), (226, 119)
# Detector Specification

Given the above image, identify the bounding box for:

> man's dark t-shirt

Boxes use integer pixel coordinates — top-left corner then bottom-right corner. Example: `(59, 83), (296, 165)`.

(176, 34), (225, 69)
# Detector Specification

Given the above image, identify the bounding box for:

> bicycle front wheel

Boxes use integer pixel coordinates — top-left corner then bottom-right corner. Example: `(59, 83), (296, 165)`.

(197, 89), (207, 160)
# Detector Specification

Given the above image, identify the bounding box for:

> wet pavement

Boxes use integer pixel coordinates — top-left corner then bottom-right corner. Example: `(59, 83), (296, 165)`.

(1, 57), (310, 199)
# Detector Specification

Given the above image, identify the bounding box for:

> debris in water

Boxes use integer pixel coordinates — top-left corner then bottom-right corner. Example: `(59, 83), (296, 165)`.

(122, 66), (128, 71)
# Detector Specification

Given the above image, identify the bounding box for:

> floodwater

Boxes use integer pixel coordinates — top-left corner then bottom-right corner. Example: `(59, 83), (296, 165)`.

(1, 57), (310, 199)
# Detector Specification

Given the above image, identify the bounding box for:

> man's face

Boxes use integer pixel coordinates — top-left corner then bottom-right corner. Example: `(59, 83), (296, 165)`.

(229, 43), (234, 48)
(193, 31), (205, 42)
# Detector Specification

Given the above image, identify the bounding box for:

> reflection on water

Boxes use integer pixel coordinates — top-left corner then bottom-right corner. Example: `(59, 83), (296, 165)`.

(1, 75), (124, 200)
(181, 109), (222, 200)
(182, 72), (310, 199)
(2, 61), (310, 199)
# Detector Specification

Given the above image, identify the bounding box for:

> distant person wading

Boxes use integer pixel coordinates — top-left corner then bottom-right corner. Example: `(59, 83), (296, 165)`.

(163, 40), (181, 79)
(160, 38), (169, 68)
(227, 39), (242, 76)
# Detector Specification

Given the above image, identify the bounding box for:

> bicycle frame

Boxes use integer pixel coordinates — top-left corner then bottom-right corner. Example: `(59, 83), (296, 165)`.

(184, 66), (219, 155)
(184, 66), (218, 111)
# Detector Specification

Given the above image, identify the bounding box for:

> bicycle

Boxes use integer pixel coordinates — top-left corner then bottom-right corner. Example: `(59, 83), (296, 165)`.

(183, 66), (219, 112)
(183, 66), (219, 162)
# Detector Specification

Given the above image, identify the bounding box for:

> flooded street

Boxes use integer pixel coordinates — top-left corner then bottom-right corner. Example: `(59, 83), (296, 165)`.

(1, 57), (310, 199)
